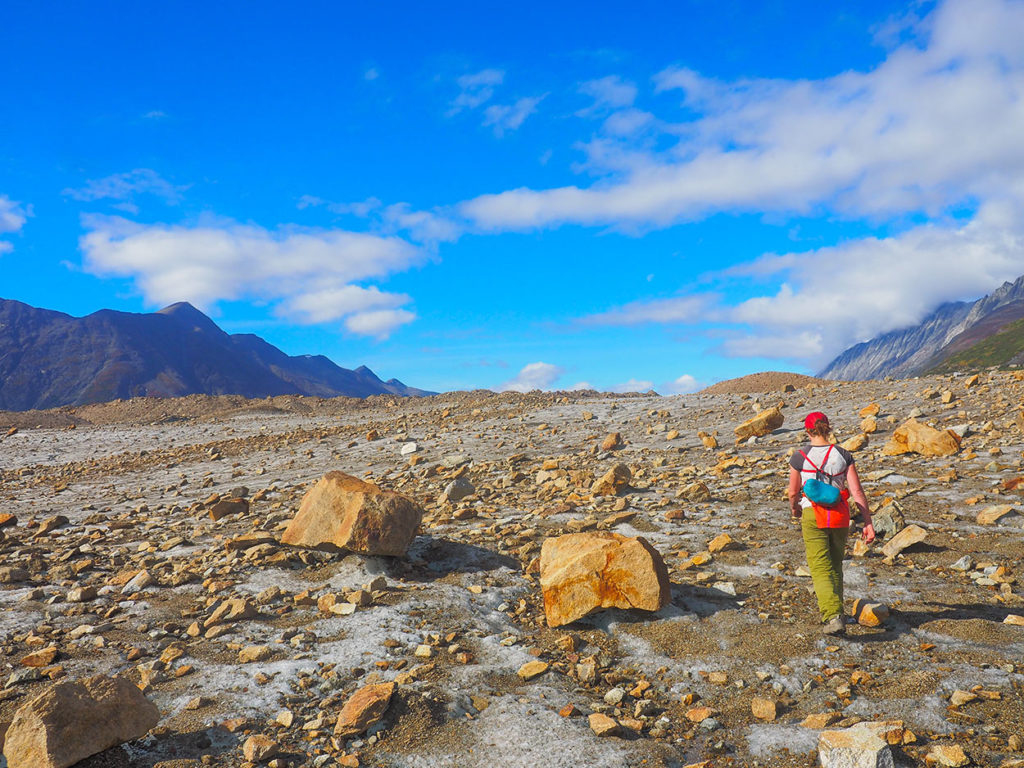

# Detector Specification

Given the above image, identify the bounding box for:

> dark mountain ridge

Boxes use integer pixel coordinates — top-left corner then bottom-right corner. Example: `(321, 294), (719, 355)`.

(0, 299), (432, 411)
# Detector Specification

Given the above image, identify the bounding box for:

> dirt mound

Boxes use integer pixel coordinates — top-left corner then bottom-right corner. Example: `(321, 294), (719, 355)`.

(700, 370), (826, 395)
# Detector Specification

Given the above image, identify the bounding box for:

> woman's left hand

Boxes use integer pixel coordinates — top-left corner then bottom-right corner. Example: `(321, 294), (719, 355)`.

(862, 523), (875, 544)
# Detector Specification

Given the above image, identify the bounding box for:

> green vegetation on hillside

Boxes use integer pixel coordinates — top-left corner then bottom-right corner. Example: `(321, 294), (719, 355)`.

(928, 317), (1024, 373)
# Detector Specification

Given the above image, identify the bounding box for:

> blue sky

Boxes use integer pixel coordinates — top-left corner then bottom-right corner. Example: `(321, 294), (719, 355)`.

(3, 0), (1024, 393)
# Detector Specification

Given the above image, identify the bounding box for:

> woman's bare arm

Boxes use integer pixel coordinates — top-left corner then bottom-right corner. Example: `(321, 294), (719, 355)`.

(788, 467), (802, 518)
(846, 463), (875, 542)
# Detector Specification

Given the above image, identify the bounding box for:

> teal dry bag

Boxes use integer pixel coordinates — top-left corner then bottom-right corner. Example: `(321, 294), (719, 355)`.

(803, 477), (841, 506)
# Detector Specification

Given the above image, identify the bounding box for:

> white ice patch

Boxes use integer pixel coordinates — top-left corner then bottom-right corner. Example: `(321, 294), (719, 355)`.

(170, 602), (426, 719)
(234, 566), (321, 596)
(844, 694), (959, 735)
(715, 563), (775, 579)
(324, 557), (391, 591)
(746, 723), (818, 758)
(387, 689), (647, 768)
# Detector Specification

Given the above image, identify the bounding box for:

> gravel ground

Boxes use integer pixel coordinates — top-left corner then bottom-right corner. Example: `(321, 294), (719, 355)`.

(0, 373), (1022, 768)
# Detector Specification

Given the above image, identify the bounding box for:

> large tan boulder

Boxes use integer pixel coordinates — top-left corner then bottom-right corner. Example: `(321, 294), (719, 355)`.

(282, 472), (423, 556)
(540, 532), (670, 627)
(734, 407), (783, 442)
(3, 674), (159, 768)
(881, 419), (961, 457)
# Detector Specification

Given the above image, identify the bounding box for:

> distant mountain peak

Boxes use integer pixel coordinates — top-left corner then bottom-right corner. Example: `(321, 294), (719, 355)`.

(819, 274), (1024, 380)
(157, 300), (205, 317)
(156, 302), (224, 335)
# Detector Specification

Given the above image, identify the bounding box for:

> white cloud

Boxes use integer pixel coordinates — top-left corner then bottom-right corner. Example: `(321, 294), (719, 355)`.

(450, 0), (1024, 369)
(568, 381), (593, 391)
(0, 196), (29, 254)
(610, 378), (654, 393)
(581, 295), (712, 326)
(142, 110), (168, 119)
(661, 374), (701, 394)
(578, 75), (637, 112)
(449, 69), (505, 114)
(299, 195), (460, 244)
(602, 108), (656, 137)
(587, 197), (1024, 367)
(281, 284), (409, 324)
(64, 169), (188, 210)
(459, 0), (1024, 230)
(447, 68), (543, 137)
(79, 215), (422, 339)
(0, 196), (28, 234)
(344, 308), (415, 339)
(483, 95), (546, 137)
(298, 195), (383, 217)
(364, 67), (379, 81)
(381, 203), (462, 243)
(497, 362), (564, 392)
(716, 329), (827, 362)
(717, 200), (1024, 366)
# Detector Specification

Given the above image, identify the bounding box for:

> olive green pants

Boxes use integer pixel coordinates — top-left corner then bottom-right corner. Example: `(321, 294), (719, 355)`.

(801, 508), (848, 622)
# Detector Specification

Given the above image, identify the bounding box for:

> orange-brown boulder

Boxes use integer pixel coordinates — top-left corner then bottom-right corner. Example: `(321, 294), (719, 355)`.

(540, 532), (670, 627)
(881, 418), (960, 457)
(334, 682), (395, 737)
(841, 433), (869, 452)
(697, 431), (718, 449)
(590, 463), (631, 497)
(2, 674), (159, 768)
(601, 432), (623, 451)
(282, 472), (423, 556)
(208, 497), (248, 521)
(852, 599), (891, 627)
(734, 407), (783, 442)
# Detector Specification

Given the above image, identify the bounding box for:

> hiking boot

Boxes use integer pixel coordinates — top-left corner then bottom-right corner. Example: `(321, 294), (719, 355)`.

(822, 616), (846, 635)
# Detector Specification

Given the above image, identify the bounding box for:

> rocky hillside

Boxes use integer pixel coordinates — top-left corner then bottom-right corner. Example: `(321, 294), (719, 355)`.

(819, 274), (1024, 380)
(0, 377), (1021, 767)
(0, 299), (432, 411)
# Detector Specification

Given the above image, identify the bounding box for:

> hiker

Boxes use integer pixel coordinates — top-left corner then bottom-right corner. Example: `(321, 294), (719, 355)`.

(788, 411), (874, 635)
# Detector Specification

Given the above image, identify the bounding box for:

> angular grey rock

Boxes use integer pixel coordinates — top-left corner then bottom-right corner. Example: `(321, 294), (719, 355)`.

(872, 506), (905, 540)
(0, 567), (29, 584)
(443, 477), (475, 502)
(442, 452), (470, 468)
(950, 555), (973, 571)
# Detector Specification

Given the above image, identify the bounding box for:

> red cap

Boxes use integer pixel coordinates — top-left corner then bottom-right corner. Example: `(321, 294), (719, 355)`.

(804, 411), (829, 430)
